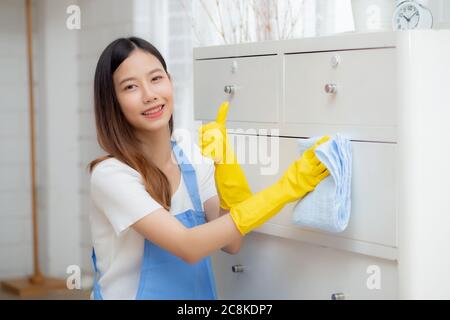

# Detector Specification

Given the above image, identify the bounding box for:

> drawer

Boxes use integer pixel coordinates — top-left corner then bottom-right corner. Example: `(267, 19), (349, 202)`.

(211, 235), (298, 299)
(231, 134), (397, 258)
(284, 48), (397, 130)
(212, 232), (398, 299)
(194, 55), (280, 123)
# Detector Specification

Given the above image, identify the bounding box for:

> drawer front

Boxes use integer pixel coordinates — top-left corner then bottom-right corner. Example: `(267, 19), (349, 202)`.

(212, 232), (398, 299)
(284, 48), (396, 130)
(194, 55), (280, 123)
(232, 134), (397, 249)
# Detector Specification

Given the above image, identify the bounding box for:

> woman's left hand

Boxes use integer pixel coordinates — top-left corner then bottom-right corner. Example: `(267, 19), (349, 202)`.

(198, 101), (233, 164)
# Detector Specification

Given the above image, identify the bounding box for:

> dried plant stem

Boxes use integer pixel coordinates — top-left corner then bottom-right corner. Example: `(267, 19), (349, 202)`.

(199, 0), (227, 44)
(274, 0), (280, 40)
(286, 0), (304, 39)
(179, 0), (202, 45)
(182, 0), (305, 45)
(215, 0), (228, 43)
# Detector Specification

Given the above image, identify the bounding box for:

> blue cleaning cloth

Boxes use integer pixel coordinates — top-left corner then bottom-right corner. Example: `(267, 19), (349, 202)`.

(292, 134), (352, 233)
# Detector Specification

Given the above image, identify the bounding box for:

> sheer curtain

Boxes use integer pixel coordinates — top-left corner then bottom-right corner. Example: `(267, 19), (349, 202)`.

(189, 0), (354, 47)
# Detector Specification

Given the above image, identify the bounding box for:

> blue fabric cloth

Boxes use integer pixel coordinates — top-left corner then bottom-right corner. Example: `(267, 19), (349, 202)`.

(292, 134), (352, 233)
(91, 140), (217, 300)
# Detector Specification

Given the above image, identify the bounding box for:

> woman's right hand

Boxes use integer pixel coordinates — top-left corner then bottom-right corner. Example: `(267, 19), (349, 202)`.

(229, 136), (330, 235)
(277, 136), (330, 201)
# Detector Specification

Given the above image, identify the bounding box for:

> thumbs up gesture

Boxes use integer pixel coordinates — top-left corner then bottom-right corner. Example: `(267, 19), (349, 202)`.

(198, 101), (234, 164)
(198, 101), (253, 210)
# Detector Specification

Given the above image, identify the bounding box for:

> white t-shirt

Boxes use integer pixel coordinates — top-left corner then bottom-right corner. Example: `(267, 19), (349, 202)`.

(89, 136), (217, 300)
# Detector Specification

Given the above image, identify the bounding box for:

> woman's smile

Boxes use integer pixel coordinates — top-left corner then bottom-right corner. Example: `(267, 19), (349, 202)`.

(142, 104), (165, 120)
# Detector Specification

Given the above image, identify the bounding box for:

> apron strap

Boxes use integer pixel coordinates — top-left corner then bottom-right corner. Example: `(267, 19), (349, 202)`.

(92, 248), (99, 273)
(171, 140), (203, 213)
(91, 248), (103, 300)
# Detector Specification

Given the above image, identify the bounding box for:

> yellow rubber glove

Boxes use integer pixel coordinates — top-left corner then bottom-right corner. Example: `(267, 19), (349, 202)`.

(199, 101), (252, 210)
(229, 136), (330, 235)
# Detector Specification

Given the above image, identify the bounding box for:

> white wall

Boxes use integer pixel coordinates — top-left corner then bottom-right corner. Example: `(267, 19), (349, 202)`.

(34, 0), (81, 277)
(0, 0), (33, 279)
(0, 0), (82, 281)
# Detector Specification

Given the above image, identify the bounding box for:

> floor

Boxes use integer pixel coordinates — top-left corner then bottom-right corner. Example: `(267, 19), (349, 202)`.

(0, 287), (91, 300)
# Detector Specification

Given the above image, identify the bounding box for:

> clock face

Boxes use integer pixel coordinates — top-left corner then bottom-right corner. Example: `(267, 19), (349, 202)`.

(392, 1), (433, 30)
(395, 3), (420, 29)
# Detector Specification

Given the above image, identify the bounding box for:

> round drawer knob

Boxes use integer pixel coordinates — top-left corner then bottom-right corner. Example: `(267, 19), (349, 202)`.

(331, 292), (346, 300)
(324, 83), (338, 94)
(331, 55), (341, 68)
(231, 264), (245, 273)
(224, 85), (235, 95)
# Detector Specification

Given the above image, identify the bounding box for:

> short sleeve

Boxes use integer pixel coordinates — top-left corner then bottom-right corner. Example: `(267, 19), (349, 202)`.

(90, 160), (163, 235)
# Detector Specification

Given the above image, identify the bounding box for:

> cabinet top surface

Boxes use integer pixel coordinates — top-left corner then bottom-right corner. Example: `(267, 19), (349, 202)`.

(193, 30), (449, 60)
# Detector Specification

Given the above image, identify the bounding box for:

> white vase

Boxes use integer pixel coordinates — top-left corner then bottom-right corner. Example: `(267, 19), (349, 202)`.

(351, 0), (395, 32)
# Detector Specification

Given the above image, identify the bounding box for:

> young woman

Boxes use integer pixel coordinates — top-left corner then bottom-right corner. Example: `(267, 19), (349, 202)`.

(88, 37), (329, 300)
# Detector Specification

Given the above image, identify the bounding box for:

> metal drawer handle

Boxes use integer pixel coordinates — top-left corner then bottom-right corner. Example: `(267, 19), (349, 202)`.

(224, 85), (235, 95)
(331, 292), (346, 300)
(324, 83), (338, 94)
(231, 264), (244, 273)
(331, 55), (341, 68)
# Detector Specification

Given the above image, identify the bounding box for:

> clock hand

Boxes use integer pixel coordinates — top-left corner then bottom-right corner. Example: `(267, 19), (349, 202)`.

(400, 13), (410, 22)
(410, 11), (419, 20)
(406, 10), (419, 21)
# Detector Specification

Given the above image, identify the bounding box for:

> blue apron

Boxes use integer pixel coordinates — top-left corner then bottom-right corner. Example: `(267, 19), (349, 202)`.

(91, 140), (218, 300)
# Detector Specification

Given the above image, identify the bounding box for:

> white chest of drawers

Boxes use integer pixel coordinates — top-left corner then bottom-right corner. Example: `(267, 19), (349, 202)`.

(193, 31), (450, 299)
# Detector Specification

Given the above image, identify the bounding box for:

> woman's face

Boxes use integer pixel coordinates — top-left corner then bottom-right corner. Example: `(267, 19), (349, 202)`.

(113, 49), (173, 135)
